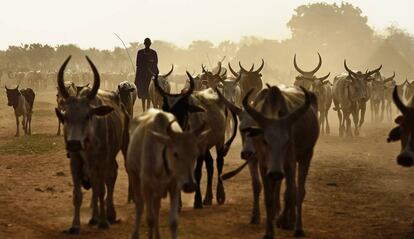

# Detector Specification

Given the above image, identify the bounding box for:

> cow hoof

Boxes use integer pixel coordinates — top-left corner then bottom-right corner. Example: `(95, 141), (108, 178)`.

(63, 227), (80, 234)
(216, 185), (226, 205)
(98, 221), (110, 229)
(262, 235), (274, 239)
(81, 179), (91, 190)
(88, 218), (98, 226)
(203, 196), (212, 206)
(108, 218), (121, 225)
(250, 216), (260, 224)
(294, 229), (306, 237)
(277, 218), (294, 230)
(193, 200), (203, 209)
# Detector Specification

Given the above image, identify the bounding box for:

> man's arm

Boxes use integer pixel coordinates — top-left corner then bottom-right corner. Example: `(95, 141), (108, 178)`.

(153, 50), (159, 74)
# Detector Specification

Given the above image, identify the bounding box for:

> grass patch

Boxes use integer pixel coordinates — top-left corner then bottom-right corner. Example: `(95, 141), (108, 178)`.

(0, 134), (64, 155)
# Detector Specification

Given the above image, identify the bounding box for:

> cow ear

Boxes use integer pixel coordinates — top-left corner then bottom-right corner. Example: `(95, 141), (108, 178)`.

(91, 106), (114, 116)
(188, 104), (206, 113)
(387, 126), (401, 142)
(150, 131), (171, 145)
(241, 127), (263, 137)
(55, 108), (65, 124)
(395, 115), (403, 125)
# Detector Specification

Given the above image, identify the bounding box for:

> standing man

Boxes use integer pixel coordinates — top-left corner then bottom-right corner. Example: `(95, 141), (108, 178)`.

(135, 37), (159, 111)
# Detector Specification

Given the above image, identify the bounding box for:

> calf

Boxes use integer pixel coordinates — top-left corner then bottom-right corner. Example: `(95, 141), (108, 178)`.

(5, 85), (35, 136)
(55, 56), (129, 234)
(127, 109), (209, 239)
(117, 81), (137, 117)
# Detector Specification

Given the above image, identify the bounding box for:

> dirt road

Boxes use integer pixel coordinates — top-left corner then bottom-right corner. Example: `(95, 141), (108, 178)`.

(0, 89), (413, 239)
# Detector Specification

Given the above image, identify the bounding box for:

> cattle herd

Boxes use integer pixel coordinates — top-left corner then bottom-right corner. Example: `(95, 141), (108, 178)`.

(3, 52), (414, 239)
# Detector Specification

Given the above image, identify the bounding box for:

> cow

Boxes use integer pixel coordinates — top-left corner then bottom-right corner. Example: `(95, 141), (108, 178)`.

(55, 56), (129, 234)
(199, 64), (224, 89)
(148, 65), (173, 108)
(127, 109), (209, 239)
(117, 81), (137, 117)
(228, 59), (264, 101)
(333, 61), (381, 136)
(370, 72), (390, 122)
(387, 87), (414, 167)
(309, 75), (332, 134)
(154, 73), (238, 208)
(5, 85), (35, 136)
(293, 52), (322, 89)
(219, 84), (318, 238)
(405, 80), (414, 102)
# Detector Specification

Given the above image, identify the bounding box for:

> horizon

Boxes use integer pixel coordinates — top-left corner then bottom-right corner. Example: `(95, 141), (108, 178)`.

(1, 0), (413, 50)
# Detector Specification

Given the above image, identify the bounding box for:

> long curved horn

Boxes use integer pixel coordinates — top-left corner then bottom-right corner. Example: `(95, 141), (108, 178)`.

(253, 59), (265, 74)
(166, 120), (177, 138)
(312, 52), (322, 75)
(163, 64), (174, 78)
(242, 89), (272, 127)
(385, 71), (395, 82)
(344, 60), (358, 78)
(283, 87), (312, 124)
(239, 62), (254, 73)
(215, 87), (242, 115)
(201, 64), (207, 73)
(57, 56), (72, 99)
(228, 63), (239, 77)
(220, 68), (227, 78)
(393, 86), (407, 114)
(365, 65), (383, 77)
(214, 63), (222, 77)
(317, 72), (331, 81)
(294, 53), (322, 76)
(234, 73), (241, 84)
(85, 56), (100, 100)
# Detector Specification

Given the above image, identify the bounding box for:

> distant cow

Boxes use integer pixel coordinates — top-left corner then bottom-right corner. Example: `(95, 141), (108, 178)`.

(5, 85), (35, 136)
(387, 87), (414, 167)
(293, 52), (322, 89)
(228, 59), (264, 101)
(55, 56), (129, 234)
(148, 65), (173, 108)
(117, 81), (137, 117)
(127, 109), (209, 239)
(333, 61), (381, 136)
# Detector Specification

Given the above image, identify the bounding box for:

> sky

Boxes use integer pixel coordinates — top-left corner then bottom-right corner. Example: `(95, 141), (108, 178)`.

(0, 0), (413, 50)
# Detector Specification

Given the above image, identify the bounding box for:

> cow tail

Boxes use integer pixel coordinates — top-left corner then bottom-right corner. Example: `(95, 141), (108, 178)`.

(221, 161), (248, 180)
(222, 109), (238, 157)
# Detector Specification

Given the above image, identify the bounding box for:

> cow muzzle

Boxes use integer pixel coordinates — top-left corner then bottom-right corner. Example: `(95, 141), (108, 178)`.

(182, 182), (196, 193)
(66, 140), (82, 152)
(267, 171), (284, 181)
(397, 154), (413, 167)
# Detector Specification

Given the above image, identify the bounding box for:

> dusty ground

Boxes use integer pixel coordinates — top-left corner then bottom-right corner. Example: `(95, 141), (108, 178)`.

(0, 89), (414, 239)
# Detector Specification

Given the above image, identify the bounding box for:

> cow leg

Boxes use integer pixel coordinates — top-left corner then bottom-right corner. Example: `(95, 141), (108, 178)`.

(248, 158), (261, 224)
(57, 120), (61, 136)
(335, 106), (343, 137)
(22, 114), (27, 135)
(370, 101), (374, 122)
(216, 148), (226, 205)
(277, 154), (297, 230)
(14, 114), (19, 137)
(27, 113), (32, 136)
(153, 198), (161, 239)
(89, 189), (99, 225)
(106, 160), (118, 224)
(94, 173), (109, 229)
(260, 165), (277, 239)
(146, 99), (152, 110)
(359, 102), (366, 129)
(319, 110), (325, 134)
(193, 155), (204, 209)
(343, 110), (352, 137)
(168, 185), (180, 239)
(325, 110), (330, 134)
(203, 151), (214, 205)
(141, 99), (146, 111)
(66, 157), (83, 234)
(351, 109), (359, 136)
(294, 151), (313, 237)
(131, 174), (143, 239)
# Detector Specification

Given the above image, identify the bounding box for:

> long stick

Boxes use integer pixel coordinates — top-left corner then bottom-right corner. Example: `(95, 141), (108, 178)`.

(114, 33), (136, 73)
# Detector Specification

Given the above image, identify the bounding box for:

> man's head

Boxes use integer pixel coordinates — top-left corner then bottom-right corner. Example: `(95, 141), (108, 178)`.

(144, 38), (151, 49)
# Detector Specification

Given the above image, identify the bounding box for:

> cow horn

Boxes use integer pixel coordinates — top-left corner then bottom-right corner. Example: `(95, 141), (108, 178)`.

(318, 72), (331, 81)
(214, 63), (222, 77)
(266, 83), (271, 89)
(283, 87), (312, 124)
(57, 56), (72, 99)
(163, 64), (174, 78)
(228, 63), (239, 77)
(294, 53), (322, 76)
(243, 89), (272, 126)
(393, 86), (407, 114)
(253, 59), (265, 74)
(386, 72), (396, 82)
(344, 60), (358, 78)
(234, 73), (241, 84)
(85, 56), (100, 100)
(239, 62), (254, 73)
(202, 64), (207, 73)
(215, 87), (243, 115)
(365, 65), (383, 78)
(220, 68), (227, 78)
